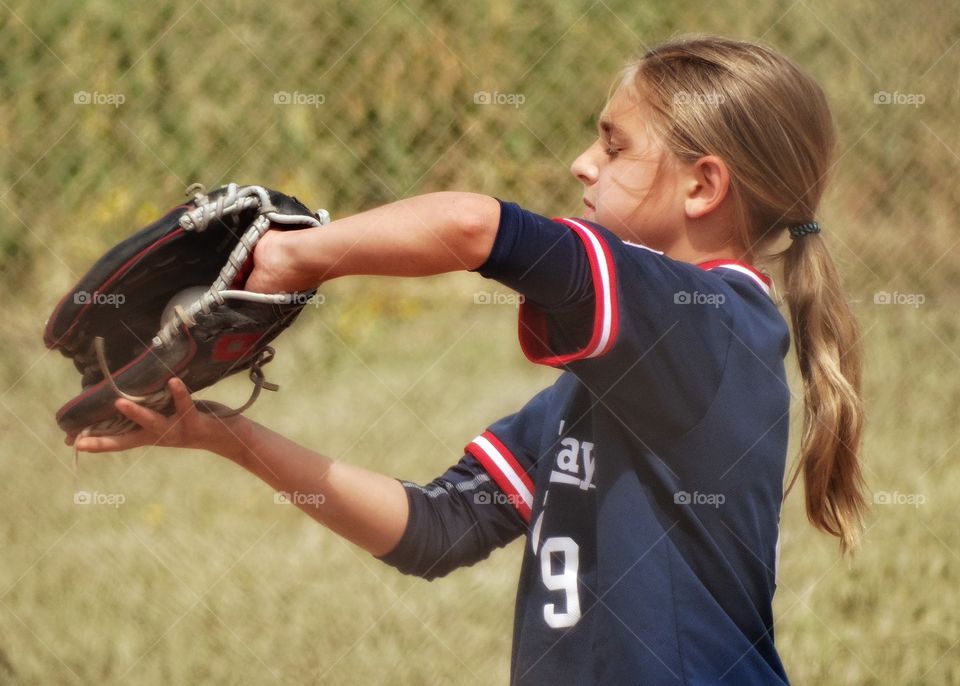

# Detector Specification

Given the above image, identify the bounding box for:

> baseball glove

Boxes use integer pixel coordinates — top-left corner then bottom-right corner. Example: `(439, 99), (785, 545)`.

(45, 182), (329, 438)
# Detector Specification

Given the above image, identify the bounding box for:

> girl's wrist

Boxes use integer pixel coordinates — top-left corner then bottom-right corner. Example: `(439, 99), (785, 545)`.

(247, 228), (322, 295)
(290, 227), (330, 285)
(203, 415), (256, 463)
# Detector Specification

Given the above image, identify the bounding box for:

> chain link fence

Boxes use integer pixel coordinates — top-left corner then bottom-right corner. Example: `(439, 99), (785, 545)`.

(2, 1), (956, 290)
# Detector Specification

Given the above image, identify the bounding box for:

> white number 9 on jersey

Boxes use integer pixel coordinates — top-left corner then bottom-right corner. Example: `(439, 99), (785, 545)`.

(540, 536), (582, 629)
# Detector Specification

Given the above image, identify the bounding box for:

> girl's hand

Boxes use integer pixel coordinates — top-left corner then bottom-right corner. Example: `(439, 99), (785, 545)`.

(245, 228), (320, 294)
(68, 378), (243, 454)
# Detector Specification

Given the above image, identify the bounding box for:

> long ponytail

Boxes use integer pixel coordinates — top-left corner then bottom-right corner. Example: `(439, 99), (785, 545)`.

(627, 34), (867, 552)
(781, 234), (866, 552)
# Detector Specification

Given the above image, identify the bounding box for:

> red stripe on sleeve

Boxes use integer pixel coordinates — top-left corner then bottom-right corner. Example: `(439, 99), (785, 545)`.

(465, 430), (534, 523)
(517, 218), (620, 366)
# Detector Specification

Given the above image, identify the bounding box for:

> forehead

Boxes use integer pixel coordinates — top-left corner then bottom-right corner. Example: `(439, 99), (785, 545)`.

(599, 86), (654, 136)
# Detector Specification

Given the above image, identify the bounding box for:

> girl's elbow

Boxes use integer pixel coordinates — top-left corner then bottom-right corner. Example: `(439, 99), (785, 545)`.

(446, 193), (500, 269)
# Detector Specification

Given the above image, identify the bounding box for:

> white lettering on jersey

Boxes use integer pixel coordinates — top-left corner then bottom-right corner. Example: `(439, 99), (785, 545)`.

(556, 437), (578, 471)
(549, 437), (596, 490)
(530, 510), (545, 553)
(540, 536), (582, 628)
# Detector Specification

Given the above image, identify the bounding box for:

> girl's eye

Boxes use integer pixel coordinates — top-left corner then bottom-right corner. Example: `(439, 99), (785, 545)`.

(600, 136), (620, 159)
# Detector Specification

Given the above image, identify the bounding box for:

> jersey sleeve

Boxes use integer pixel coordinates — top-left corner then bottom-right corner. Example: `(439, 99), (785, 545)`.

(463, 383), (552, 524)
(475, 200), (615, 365)
(377, 385), (552, 579)
(376, 453), (527, 580)
(475, 200), (738, 438)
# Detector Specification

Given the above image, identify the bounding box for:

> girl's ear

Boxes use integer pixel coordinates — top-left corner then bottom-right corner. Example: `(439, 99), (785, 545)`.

(683, 155), (730, 219)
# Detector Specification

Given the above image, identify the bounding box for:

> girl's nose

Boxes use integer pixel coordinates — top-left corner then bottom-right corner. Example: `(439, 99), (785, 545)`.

(570, 146), (599, 185)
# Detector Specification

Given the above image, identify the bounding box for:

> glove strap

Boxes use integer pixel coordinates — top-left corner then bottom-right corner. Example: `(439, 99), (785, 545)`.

(152, 183), (329, 349)
(195, 347), (280, 418)
(89, 337), (280, 431)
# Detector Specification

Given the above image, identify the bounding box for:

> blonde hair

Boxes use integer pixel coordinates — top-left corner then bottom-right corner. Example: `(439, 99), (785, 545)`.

(625, 34), (866, 553)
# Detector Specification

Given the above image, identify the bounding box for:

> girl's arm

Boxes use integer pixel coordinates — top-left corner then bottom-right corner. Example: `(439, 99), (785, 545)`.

(72, 379), (408, 557)
(73, 194), (523, 560)
(245, 192), (501, 293)
(221, 416), (409, 557)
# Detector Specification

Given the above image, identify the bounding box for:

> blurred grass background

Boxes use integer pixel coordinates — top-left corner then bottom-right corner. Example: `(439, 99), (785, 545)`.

(1, 0), (958, 683)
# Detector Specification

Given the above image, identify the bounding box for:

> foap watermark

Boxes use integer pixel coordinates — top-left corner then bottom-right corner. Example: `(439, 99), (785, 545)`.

(873, 290), (925, 308)
(673, 90), (725, 107)
(674, 290), (725, 308)
(286, 292), (326, 307)
(74, 90), (125, 108)
(74, 490), (126, 508)
(474, 490), (526, 508)
(474, 291), (524, 307)
(873, 490), (925, 508)
(873, 90), (925, 108)
(473, 90), (525, 108)
(674, 490), (725, 508)
(273, 91), (325, 108)
(74, 290), (125, 308)
(274, 490), (326, 506)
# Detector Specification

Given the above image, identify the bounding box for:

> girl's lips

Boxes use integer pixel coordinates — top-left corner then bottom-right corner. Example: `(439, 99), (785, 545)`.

(583, 198), (595, 211)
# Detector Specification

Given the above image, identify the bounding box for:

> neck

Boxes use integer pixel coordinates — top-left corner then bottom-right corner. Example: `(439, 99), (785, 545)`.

(665, 240), (751, 267)
(666, 209), (751, 265)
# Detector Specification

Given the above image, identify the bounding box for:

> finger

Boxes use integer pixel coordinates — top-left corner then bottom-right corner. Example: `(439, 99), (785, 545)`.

(168, 377), (195, 416)
(194, 400), (235, 417)
(244, 270), (266, 294)
(75, 430), (153, 453)
(115, 398), (168, 433)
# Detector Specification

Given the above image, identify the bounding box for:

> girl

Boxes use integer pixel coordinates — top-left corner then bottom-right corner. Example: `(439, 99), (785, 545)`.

(72, 34), (865, 684)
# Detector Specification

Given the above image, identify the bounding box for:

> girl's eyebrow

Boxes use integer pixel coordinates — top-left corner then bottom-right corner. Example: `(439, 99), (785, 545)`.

(598, 118), (629, 141)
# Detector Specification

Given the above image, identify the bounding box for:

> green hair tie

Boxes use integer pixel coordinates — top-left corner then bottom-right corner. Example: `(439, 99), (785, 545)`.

(789, 221), (821, 239)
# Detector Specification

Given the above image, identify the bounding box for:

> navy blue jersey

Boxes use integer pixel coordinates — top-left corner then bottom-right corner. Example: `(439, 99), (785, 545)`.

(462, 201), (791, 684)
